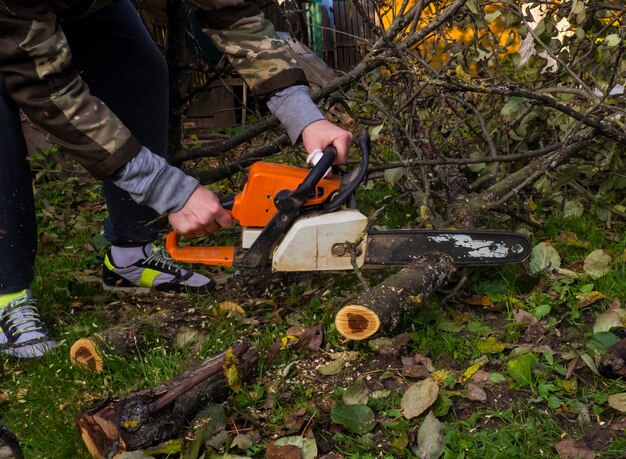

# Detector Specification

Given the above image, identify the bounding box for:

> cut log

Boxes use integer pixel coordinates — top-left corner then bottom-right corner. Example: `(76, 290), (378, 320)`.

(70, 338), (104, 372)
(335, 253), (455, 340)
(77, 340), (258, 458)
(70, 308), (210, 371)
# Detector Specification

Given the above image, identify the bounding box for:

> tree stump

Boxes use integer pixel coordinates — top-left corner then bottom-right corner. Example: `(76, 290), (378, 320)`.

(335, 254), (455, 340)
(77, 340), (258, 458)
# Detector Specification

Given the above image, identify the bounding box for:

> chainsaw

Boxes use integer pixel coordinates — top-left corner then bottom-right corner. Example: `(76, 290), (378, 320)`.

(165, 131), (531, 271)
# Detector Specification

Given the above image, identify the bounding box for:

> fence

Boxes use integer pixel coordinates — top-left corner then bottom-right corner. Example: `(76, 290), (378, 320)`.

(134, 0), (376, 129)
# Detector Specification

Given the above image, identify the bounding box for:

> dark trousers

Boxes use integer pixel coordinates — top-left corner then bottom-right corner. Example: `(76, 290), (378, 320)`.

(0, 0), (169, 294)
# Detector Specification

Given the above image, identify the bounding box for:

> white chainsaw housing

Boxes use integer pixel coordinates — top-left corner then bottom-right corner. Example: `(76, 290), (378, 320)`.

(268, 209), (368, 272)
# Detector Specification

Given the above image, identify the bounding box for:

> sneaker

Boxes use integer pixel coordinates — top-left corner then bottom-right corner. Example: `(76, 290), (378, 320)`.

(0, 290), (57, 358)
(102, 244), (215, 294)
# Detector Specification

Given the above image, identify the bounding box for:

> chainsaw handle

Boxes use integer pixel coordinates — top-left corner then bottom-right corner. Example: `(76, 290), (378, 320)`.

(298, 145), (336, 193)
(165, 195), (234, 253)
(324, 129), (370, 212)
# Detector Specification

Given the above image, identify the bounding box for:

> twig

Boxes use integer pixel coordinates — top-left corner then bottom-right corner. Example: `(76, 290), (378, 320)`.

(349, 244), (370, 291)
(441, 270), (468, 304)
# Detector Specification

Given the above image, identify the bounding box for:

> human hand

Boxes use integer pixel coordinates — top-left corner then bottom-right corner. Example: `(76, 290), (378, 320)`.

(301, 119), (353, 165)
(168, 187), (233, 237)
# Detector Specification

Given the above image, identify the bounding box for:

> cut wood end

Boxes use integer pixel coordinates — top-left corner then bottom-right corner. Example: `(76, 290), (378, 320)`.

(70, 338), (104, 372)
(78, 414), (123, 459)
(335, 305), (381, 340)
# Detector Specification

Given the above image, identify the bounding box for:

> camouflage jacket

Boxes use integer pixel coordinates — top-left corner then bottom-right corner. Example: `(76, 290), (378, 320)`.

(0, 0), (307, 179)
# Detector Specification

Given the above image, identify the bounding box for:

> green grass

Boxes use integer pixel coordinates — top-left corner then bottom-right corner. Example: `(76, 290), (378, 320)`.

(1, 171), (625, 458)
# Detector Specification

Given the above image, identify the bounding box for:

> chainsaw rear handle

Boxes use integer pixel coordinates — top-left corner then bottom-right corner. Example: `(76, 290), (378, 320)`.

(324, 129), (370, 212)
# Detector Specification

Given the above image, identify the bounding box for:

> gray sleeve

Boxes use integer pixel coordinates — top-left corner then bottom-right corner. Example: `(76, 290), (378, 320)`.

(111, 147), (199, 214)
(266, 85), (325, 144)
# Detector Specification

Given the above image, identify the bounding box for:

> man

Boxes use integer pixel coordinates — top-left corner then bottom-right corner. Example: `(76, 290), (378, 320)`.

(0, 0), (352, 358)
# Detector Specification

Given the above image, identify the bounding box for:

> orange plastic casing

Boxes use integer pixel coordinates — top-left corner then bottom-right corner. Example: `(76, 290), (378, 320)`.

(166, 161), (341, 267)
(230, 162), (341, 227)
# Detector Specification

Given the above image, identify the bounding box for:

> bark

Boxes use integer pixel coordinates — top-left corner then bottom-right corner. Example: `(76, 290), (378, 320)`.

(449, 134), (592, 227)
(335, 253), (455, 340)
(77, 341), (258, 458)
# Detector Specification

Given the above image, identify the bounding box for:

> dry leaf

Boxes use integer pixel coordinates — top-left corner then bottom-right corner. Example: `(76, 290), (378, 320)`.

(266, 443), (302, 459)
(401, 378), (439, 419)
(467, 383), (487, 402)
(577, 291), (607, 310)
(462, 295), (495, 308)
(296, 325), (323, 351)
(413, 411), (444, 459)
(554, 439), (596, 459)
(583, 250), (612, 279)
(607, 393), (626, 412)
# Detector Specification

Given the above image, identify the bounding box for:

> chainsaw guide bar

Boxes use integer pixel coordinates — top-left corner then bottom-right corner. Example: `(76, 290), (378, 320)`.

(365, 230), (531, 267)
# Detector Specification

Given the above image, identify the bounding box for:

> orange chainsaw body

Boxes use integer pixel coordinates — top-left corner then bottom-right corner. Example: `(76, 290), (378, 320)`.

(231, 162), (341, 227)
(166, 161), (342, 267)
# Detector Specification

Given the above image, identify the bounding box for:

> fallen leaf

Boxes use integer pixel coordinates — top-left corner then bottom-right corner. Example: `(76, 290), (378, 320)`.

(296, 325), (323, 351)
(607, 393), (626, 412)
(318, 359), (345, 376)
(403, 365), (431, 379)
(370, 389), (391, 399)
(223, 347), (241, 392)
(506, 353), (537, 386)
(342, 379), (369, 405)
(577, 291), (607, 310)
(580, 353), (600, 376)
(477, 337), (505, 354)
(554, 439), (596, 459)
(286, 326), (306, 336)
(559, 231), (589, 248)
(231, 433), (253, 450)
(394, 333), (412, 348)
(266, 341), (283, 364)
(284, 408), (309, 433)
(330, 402), (376, 434)
(583, 250), (612, 279)
(513, 309), (538, 326)
(462, 295), (495, 308)
(219, 301), (245, 315)
(593, 309), (623, 333)
(265, 443), (302, 459)
(414, 354), (435, 372)
(413, 411), (444, 459)
(586, 332), (620, 353)
(462, 360), (487, 381)
(401, 378), (439, 419)
(174, 328), (203, 349)
(439, 319), (465, 333)
(368, 337), (395, 351)
(430, 369), (455, 385)
(274, 435), (318, 459)
(561, 377), (578, 395)
(470, 370), (491, 383)
(529, 242), (561, 275)
(466, 383), (487, 402)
